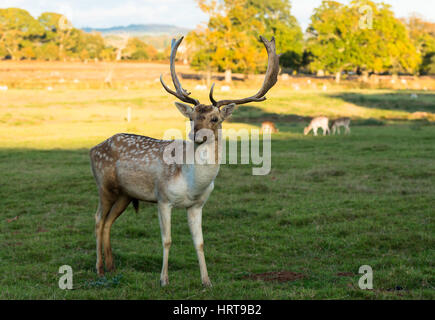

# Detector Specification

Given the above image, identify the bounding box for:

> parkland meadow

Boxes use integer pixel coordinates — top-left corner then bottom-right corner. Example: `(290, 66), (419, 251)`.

(0, 68), (434, 299)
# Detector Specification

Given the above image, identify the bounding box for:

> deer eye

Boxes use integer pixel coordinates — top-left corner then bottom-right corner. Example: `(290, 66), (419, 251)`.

(211, 117), (219, 123)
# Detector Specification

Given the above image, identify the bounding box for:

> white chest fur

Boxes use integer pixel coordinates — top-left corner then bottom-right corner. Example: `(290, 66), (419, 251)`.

(167, 142), (220, 207)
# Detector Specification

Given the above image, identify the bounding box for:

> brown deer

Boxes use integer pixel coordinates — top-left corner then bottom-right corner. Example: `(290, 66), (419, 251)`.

(330, 117), (351, 135)
(261, 121), (278, 134)
(89, 36), (279, 287)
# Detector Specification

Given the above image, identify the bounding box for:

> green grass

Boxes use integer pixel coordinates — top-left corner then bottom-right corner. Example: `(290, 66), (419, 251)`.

(0, 87), (434, 299)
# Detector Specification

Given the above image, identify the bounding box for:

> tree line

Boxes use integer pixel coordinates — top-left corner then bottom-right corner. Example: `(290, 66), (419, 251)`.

(0, 8), (166, 62)
(187, 0), (435, 78)
(1, 1), (435, 77)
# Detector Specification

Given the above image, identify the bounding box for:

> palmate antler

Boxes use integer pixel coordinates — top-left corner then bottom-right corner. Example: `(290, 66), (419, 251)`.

(160, 36), (280, 108)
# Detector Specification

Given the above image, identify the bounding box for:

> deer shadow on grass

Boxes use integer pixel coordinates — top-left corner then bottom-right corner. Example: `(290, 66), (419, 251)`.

(329, 92), (435, 113)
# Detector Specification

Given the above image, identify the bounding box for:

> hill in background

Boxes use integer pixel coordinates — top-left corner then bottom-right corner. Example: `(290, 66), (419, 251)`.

(82, 24), (190, 50)
(82, 24), (190, 36)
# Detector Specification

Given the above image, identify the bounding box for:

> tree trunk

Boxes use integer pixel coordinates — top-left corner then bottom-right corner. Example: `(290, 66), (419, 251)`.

(205, 67), (211, 87)
(335, 71), (341, 83)
(361, 71), (369, 83)
(225, 69), (232, 83)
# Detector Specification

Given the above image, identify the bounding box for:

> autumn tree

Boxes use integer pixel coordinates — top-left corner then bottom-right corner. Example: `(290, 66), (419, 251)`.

(122, 38), (158, 60)
(188, 0), (304, 80)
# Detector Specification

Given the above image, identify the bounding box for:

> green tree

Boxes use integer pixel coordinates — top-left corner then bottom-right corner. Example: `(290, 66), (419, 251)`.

(38, 12), (75, 60)
(36, 42), (59, 61)
(247, 0), (304, 71)
(0, 8), (44, 60)
(307, 0), (420, 80)
(306, 1), (352, 82)
(352, 0), (420, 75)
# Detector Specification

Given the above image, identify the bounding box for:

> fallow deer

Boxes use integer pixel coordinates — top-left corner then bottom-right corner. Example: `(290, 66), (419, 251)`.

(330, 117), (351, 135)
(304, 116), (330, 136)
(89, 36), (279, 287)
(261, 121), (278, 134)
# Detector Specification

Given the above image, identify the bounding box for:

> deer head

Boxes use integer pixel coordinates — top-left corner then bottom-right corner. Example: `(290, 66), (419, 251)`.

(160, 36), (280, 144)
(304, 126), (311, 136)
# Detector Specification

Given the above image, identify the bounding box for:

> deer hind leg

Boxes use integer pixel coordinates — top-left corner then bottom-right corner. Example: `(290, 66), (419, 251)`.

(95, 194), (114, 276)
(158, 202), (172, 286)
(313, 127), (318, 136)
(103, 195), (131, 272)
(345, 125), (350, 134)
(187, 206), (211, 287)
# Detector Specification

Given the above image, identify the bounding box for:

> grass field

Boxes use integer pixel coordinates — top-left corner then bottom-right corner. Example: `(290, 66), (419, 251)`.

(0, 64), (434, 299)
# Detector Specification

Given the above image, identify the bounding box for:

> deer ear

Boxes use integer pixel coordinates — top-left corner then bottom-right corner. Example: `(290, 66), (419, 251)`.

(220, 103), (236, 120)
(174, 102), (194, 118)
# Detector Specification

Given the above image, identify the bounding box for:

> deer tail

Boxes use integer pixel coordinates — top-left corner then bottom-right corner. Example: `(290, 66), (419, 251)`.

(132, 199), (139, 213)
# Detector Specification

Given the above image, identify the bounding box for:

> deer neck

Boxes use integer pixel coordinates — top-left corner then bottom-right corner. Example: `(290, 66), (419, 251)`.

(181, 136), (222, 193)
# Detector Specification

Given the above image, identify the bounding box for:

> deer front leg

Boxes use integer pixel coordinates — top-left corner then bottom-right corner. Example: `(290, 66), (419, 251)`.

(187, 206), (212, 287)
(158, 202), (172, 286)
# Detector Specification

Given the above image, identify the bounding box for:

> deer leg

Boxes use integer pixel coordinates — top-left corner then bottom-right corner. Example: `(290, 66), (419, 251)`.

(346, 126), (350, 134)
(187, 206), (212, 287)
(158, 202), (172, 286)
(103, 195), (131, 272)
(95, 195), (113, 276)
(314, 127), (318, 136)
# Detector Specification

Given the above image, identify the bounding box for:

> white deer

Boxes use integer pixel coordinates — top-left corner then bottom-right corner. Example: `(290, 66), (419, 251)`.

(304, 116), (330, 136)
(89, 36), (279, 287)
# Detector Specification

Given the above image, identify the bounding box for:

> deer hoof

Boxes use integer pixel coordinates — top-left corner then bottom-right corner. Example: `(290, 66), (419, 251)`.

(160, 276), (169, 287)
(97, 265), (105, 276)
(106, 264), (115, 273)
(202, 278), (212, 288)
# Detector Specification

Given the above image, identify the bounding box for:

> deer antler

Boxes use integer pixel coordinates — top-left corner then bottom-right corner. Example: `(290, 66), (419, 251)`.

(209, 36), (280, 108)
(160, 37), (199, 106)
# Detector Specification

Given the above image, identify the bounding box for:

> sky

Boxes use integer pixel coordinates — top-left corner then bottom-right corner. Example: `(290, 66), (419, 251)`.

(1, 0), (434, 31)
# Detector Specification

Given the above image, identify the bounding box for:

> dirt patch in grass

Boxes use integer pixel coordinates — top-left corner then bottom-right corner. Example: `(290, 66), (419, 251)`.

(244, 271), (305, 282)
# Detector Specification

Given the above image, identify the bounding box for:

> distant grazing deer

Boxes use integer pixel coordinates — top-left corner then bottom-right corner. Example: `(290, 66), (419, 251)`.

(261, 121), (278, 134)
(304, 116), (330, 136)
(89, 36), (279, 287)
(330, 117), (351, 135)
